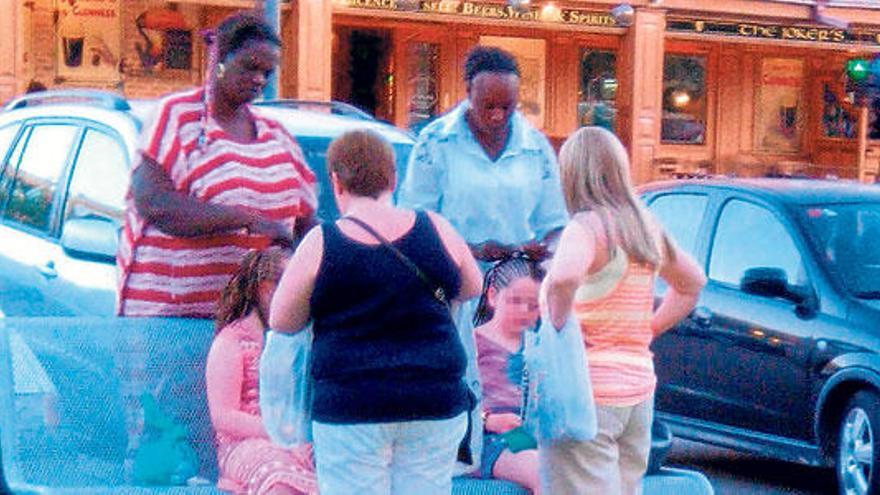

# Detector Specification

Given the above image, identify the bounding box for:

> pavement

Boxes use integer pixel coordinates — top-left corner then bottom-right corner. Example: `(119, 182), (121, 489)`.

(665, 439), (837, 494)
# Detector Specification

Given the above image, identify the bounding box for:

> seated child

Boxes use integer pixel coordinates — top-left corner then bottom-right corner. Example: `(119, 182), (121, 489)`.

(473, 256), (543, 494)
(206, 247), (317, 495)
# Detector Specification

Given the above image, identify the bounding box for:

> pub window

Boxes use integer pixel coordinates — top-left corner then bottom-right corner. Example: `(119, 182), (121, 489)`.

(406, 42), (440, 134)
(578, 50), (617, 133)
(662, 55), (707, 145)
(871, 97), (880, 140)
(822, 83), (856, 139)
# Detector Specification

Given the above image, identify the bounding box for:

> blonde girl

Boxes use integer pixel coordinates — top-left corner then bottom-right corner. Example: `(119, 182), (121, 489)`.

(542, 127), (706, 495)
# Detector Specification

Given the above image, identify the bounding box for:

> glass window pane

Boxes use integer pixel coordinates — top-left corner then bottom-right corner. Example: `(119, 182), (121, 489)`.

(0, 124), (21, 167)
(406, 42), (439, 135)
(709, 200), (805, 288)
(578, 49), (617, 133)
(870, 96), (880, 140)
(64, 129), (128, 224)
(823, 83), (856, 139)
(756, 58), (805, 153)
(0, 124), (22, 209)
(0, 126), (28, 215)
(648, 193), (707, 257)
(662, 55), (707, 145)
(5, 124), (80, 232)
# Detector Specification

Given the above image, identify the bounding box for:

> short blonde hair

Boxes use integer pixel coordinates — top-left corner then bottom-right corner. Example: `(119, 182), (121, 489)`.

(558, 127), (662, 267)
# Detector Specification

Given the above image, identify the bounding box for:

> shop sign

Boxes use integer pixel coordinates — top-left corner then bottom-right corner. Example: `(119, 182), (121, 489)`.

(336, 0), (618, 27)
(668, 18), (880, 46)
(56, 0), (122, 82)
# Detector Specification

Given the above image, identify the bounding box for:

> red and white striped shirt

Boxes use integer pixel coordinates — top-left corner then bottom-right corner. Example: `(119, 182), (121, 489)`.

(117, 87), (317, 318)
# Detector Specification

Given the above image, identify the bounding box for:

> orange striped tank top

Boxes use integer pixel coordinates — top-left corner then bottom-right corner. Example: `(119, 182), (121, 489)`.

(573, 248), (656, 407)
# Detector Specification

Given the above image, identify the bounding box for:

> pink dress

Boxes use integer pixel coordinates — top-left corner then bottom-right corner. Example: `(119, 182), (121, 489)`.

(209, 319), (318, 495)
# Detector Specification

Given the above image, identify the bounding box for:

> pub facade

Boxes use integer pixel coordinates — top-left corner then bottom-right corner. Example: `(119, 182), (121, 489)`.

(3, 0), (880, 183)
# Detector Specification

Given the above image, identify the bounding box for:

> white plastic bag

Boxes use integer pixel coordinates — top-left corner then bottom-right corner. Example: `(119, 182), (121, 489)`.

(523, 311), (597, 443)
(259, 328), (313, 447)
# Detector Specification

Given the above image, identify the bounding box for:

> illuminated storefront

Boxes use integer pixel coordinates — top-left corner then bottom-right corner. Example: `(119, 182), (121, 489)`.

(5, 0), (880, 182)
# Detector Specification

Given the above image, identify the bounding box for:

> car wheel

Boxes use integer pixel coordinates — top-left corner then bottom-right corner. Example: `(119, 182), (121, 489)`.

(838, 391), (880, 495)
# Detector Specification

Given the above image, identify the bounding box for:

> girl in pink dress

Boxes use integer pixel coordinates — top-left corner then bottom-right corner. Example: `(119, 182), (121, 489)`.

(206, 247), (318, 495)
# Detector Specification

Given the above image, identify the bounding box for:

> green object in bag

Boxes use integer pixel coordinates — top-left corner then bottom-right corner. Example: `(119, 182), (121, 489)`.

(132, 393), (199, 486)
(501, 426), (537, 453)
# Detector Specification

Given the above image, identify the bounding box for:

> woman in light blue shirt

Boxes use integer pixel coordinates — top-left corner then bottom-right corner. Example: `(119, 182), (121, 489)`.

(399, 46), (568, 260)
(398, 46), (568, 476)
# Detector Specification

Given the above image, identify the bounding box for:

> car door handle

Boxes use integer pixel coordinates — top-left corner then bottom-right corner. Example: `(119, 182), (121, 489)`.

(689, 306), (712, 327)
(37, 260), (58, 279)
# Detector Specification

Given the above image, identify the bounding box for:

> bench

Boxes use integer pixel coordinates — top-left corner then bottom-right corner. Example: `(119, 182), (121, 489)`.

(0, 317), (712, 494)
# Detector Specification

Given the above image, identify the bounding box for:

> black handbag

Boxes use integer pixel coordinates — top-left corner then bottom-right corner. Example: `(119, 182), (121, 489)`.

(341, 215), (476, 465)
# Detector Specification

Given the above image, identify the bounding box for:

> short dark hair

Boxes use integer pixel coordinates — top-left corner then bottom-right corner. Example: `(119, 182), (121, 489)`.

(464, 46), (520, 84)
(326, 129), (396, 199)
(215, 12), (281, 62)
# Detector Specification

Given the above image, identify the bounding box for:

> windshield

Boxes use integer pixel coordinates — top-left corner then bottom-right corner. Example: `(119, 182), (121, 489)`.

(802, 203), (880, 299)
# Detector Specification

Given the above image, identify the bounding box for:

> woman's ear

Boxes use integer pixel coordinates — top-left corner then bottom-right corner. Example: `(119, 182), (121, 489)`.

(330, 172), (344, 196)
(486, 285), (498, 308)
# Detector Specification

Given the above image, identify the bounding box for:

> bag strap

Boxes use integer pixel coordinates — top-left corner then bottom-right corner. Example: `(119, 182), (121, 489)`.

(518, 320), (539, 420)
(341, 215), (449, 308)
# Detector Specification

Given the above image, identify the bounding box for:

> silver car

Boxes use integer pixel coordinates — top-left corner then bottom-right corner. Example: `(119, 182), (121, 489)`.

(0, 90), (414, 317)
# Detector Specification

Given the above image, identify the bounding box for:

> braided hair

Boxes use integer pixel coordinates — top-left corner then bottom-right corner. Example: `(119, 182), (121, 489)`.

(215, 246), (291, 333)
(473, 255), (544, 327)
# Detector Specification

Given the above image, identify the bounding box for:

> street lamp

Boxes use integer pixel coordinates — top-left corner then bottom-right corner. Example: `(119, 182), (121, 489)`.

(508, 0), (530, 14)
(611, 3), (634, 27)
(262, 0), (280, 100)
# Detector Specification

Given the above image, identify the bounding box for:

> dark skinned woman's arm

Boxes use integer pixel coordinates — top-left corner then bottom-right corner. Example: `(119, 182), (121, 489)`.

(131, 154), (295, 246)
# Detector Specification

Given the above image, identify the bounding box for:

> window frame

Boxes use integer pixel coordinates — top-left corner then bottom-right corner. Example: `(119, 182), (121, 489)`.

(660, 51), (711, 147)
(0, 118), (85, 239)
(0, 121), (26, 217)
(706, 195), (813, 295)
(60, 123), (131, 228)
(646, 191), (710, 259)
(577, 47), (619, 134)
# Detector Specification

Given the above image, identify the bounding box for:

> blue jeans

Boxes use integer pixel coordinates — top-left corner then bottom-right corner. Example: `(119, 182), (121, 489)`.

(313, 413), (468, 495)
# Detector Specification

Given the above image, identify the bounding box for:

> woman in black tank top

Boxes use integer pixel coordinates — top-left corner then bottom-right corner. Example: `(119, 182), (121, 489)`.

(269, 129), (482, 495)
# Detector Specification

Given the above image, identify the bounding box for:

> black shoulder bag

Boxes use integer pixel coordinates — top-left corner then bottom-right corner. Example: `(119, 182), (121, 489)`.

(341, 215), (476, 465)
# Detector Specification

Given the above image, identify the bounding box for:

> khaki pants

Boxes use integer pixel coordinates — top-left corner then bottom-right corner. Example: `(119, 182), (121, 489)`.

(539, 398), (653, 495)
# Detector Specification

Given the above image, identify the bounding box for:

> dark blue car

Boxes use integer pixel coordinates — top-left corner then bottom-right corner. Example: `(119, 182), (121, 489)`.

(643, 178), (880, 495)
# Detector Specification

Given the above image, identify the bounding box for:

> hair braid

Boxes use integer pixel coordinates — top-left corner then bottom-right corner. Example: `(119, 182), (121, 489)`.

(473, 255), (544, 327)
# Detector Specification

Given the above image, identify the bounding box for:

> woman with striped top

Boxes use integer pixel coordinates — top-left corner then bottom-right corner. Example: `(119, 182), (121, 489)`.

(542, 127), (706, 495)
(117, 12), (317, 318)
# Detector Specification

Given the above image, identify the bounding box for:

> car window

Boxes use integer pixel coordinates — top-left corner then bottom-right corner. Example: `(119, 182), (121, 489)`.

(64, 129), (128, 224)
(0, 123), (21, 166)
(647, 193), (707, 257)
(4, 124), (80, 233)
(0, 123), (23, 212)
(709, 199), (806, 288)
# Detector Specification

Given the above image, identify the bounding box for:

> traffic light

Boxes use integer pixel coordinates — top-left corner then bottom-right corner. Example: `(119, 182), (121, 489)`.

(847, 58), (870, 82)
(845, 56), (880, 105)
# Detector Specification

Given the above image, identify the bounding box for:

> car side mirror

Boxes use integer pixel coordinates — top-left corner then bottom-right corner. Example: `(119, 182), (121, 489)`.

(60, 216), (118, 263)
(741, 267), (789, 299)
(742, 267), (817, 316)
